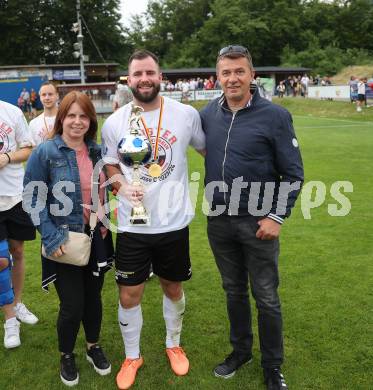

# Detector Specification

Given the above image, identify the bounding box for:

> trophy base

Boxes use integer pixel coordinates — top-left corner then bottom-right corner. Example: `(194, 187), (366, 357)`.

(130, 216), (150, 225)
(130, 205), (150, 226)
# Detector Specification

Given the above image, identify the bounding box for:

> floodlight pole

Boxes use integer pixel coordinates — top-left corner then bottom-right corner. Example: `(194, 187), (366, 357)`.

(76, 0), (85, 84)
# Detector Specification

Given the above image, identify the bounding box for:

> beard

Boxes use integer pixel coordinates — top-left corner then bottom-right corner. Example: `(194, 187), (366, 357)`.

(131, 82), (161, 103)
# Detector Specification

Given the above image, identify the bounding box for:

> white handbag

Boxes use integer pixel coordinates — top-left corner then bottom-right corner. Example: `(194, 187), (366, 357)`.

(42, 212), (98, 267)
(42, 165), (103, 266)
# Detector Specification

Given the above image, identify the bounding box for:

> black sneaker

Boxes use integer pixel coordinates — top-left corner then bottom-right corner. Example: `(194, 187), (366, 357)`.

(60, 353), (79, 386)
(86, 344), (111, 376)
(264, 367), (288, 390)
(214, 351), (253, 378)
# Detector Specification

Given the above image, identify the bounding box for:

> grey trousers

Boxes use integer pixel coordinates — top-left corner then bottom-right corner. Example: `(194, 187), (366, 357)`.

(207, 214), (284, 368)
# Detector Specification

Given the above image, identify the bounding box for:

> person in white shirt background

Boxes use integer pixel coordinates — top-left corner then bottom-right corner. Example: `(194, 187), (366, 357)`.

(356, 77), (367, 112)
(29, 82), (59, 146)
(0, 100), (38, 350)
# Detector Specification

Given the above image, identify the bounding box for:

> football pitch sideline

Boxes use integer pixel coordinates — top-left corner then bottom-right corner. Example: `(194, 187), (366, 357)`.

(1, 101), (372, 389)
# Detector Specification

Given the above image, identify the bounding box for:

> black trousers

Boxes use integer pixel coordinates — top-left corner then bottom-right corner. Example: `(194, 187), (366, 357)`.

(54, 262), (105, 354)
(207, 215), (283, 368)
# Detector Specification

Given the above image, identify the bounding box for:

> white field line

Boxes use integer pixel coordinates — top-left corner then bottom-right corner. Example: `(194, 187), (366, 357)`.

(293, 114), (373, 125)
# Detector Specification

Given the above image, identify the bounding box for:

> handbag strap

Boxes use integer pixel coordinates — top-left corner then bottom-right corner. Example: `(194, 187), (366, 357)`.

(89, 209), (98, 238)
(89, 153), (107, 240)
(89, 179), (99, 239)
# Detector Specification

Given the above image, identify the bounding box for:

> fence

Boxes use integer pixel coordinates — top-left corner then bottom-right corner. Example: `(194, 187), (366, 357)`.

(308, 84), (373, 101)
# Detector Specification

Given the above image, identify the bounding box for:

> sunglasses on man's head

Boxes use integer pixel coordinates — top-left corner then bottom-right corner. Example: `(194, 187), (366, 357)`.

(218, 45), (249, 56)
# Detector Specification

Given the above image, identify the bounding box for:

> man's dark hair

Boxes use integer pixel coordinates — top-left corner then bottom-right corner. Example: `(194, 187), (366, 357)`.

(216, 45), (253, 70)
(128, 50), (160, 69)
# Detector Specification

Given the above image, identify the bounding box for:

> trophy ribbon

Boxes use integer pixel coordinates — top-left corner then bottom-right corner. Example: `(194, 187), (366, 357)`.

(140, 96), (164, 178)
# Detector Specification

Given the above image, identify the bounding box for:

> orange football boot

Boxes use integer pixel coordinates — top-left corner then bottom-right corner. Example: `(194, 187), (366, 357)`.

(116, 357), (144, 389)
(166, 347), (189, 376)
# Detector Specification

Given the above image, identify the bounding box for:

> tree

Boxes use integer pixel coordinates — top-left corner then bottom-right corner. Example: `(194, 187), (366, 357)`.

(186, 0), (304, 67)
(3, 0), (373, 74)
(0, 0), (129, 65)
(281, 0), (373, 74)
(125, 0), (212, 67)
(126, 0), (304, 68)
(335, 0), (373, 51)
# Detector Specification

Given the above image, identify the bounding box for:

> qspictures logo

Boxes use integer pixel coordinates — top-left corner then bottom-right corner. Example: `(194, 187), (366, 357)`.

(0, 121), (12, 153)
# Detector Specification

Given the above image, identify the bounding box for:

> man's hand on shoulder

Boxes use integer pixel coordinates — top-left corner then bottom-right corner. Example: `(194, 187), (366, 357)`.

(256, 217), (281, 240)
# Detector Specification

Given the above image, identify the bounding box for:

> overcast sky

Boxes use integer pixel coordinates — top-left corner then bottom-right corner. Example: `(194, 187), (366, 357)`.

(120, 0), (149, 27)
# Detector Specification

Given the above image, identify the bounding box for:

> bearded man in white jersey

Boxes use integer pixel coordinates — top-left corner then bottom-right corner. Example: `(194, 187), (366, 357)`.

(29, 82), (59, 146)
(101, 50), (205, 390)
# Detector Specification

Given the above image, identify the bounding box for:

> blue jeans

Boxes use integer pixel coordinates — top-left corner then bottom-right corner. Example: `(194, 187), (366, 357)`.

(207, 215), (283, 368)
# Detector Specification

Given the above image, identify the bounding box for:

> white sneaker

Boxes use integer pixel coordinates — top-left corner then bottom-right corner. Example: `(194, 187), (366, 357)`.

(357, 106), (362, 112)
(4, 318), (21, 349)
(14, 302), (38, 325)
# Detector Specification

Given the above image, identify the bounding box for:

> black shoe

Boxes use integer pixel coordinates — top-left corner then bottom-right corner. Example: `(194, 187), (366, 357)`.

(60, 353), (79, 386)
(214, 351), (253, 378)
(86, 344), (111, 376)
(264, 367), (288, 390)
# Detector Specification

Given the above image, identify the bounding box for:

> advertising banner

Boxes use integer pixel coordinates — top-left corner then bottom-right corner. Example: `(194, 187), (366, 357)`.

(53, 70), (82, 80)
(308, 85), (350, 100)
(195, 90), (222, 100)
(0, 76), (45, 106)
(160, 91), (183, 101)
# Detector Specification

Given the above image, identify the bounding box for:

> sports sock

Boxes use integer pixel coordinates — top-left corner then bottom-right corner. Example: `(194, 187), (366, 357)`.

(118, 303), (142, 359)
(163, 292), (185, 348)
(5, 317), (18, 326)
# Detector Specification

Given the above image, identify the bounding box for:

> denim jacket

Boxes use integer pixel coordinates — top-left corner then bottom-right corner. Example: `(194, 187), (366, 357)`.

(23, 135), (108, 256)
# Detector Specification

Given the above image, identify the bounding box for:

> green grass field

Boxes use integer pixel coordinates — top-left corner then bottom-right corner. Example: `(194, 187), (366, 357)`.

(1, 98), (372, 389)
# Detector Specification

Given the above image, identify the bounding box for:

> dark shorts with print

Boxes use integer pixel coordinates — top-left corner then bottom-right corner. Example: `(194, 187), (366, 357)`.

(115, 227), (191, 286)
(0, 201), (36, 241)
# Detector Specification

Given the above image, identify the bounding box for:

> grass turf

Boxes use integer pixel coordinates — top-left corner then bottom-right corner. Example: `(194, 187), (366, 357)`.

(1, 98), (372, 389)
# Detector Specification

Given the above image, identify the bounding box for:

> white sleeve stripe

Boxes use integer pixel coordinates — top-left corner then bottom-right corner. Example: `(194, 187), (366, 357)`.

(268, 213), (284, 224)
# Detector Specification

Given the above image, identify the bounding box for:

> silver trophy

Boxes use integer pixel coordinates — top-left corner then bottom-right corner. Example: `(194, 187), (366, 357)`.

(117, 105), (152, 225)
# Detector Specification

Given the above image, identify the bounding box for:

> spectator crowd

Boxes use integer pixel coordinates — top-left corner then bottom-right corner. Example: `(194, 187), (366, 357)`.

(275, 74), (333, 98)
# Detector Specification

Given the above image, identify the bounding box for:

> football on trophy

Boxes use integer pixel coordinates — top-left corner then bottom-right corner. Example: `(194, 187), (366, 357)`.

(117, 135), (152, 167)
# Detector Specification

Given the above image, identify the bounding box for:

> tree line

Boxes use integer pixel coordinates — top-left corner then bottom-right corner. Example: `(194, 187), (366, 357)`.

(0, 0), (128, 66)
(1, 0), (373, 76)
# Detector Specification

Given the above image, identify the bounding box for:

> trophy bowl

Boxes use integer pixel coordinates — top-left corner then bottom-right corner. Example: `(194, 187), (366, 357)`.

(117, 135), (152, 167)
(116, 104), (153, 225)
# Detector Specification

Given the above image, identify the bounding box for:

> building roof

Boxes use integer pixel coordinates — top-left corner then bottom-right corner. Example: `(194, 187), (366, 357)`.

(160, 67), (311, 74)
(113, 66), (312, 78)
(0, 63), (310, 74)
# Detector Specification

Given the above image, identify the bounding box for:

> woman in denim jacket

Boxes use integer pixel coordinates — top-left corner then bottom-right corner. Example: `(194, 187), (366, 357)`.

(23, 91), (113, 386)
